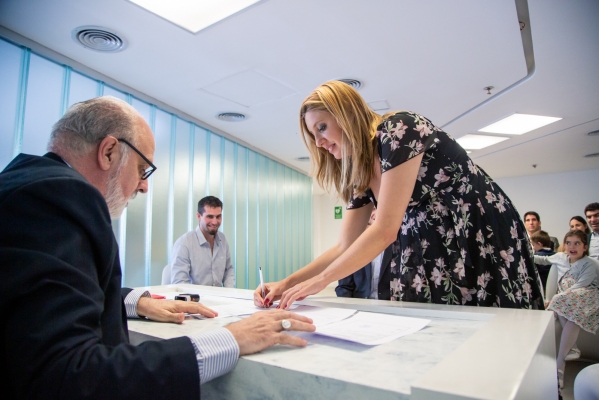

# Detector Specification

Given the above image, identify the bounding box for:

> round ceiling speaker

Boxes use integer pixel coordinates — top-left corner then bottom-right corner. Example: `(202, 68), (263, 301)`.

(72, 26), (127, 53)
(337, 78), (363, 90)
(217, 112), (246, 122)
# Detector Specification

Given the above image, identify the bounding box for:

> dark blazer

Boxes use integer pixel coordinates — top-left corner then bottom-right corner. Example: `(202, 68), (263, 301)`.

(336, 246), (394, 300)
(0, 153), (200, 399)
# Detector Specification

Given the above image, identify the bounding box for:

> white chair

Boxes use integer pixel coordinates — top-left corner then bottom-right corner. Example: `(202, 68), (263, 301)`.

(161, 265), (171, 285)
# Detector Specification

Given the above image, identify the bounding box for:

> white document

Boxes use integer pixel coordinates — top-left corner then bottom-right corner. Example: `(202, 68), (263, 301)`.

(291, 306), (357, 327)
(314, 311), (430, 345)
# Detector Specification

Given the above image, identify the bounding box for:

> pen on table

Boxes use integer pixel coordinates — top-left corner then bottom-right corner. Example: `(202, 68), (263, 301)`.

(259, 266), (266, 305)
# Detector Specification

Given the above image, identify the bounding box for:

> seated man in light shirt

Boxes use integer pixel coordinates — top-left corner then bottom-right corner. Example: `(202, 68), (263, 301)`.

(335, 209), (394, 300)
(171, 196), (235, 287)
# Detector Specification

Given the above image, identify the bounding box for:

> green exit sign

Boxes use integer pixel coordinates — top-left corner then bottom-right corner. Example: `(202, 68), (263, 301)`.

(334, 206), (342, 219)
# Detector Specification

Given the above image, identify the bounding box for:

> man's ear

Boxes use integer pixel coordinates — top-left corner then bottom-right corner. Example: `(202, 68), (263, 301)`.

(196, 212), (202, 220)
(97, 136), (120, 171)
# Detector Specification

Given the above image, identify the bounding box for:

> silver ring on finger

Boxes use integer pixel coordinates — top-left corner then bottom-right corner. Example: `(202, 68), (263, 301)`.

(281, 319), (291, 330)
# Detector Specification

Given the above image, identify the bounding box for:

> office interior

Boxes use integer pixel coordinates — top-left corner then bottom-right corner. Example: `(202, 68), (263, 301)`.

(1, 0), (598, 399)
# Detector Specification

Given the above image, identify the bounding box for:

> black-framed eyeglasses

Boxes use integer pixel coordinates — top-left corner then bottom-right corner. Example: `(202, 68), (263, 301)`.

(117, 138), (157, 180)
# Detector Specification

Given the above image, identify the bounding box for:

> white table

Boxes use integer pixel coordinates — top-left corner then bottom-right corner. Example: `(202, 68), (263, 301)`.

(128, 284), (557, 400)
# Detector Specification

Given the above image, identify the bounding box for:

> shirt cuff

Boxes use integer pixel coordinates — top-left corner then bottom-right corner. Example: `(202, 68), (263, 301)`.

(188, 328), (240, 384)
(124, 288), (151, 318)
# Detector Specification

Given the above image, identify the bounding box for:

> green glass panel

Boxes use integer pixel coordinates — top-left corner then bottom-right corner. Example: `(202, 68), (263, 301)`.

(123, 98), (152, 287)
(222, 139), (236, 285)
(235, 147), (248, 289)
(246, 150), (258, 290)
(150, 109), (173, 283)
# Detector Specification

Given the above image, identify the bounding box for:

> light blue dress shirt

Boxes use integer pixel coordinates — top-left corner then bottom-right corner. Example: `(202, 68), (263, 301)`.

(170, 226), (235, 287)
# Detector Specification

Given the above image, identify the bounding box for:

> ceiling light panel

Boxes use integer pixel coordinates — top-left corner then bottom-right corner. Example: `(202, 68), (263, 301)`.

(368, 100), (389, 111)
(129, 0), (263, 33)
(456, 134), (509, 150)
(478, 113), (561, 135)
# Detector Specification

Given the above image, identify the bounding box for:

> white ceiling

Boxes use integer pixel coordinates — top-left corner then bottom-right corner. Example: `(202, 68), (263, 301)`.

(1, 0), (598, 181)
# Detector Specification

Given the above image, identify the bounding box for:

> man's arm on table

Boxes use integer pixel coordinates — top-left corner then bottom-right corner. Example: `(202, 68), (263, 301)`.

(124, 290), (316, 383)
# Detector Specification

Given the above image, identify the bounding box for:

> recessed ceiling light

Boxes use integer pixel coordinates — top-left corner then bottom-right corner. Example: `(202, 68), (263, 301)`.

(217, 112), (246, 122)
(71, 26), (127, 52)
(129, 0), (264, 34)
(478, 113), (561, 135)
(368, 100), (389, 111)
(456, 134), (509, 150)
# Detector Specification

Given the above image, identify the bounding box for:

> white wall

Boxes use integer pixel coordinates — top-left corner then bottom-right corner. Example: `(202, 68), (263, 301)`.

(494, 169), (599, 241)
(312, 192), (345, 258)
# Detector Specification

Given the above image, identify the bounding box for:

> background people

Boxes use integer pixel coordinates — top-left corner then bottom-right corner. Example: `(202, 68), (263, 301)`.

(585, 203), (599, 260)
(570, 215), (591, 235)
(171, 196), (235, 287)
(524, 211), (560, 251)
(556, 216), (591, 253)
(534, 230), (599, 389)
(530, 230), (556, 291)
(255, 80), (542, 310)
(0, 97), (315, 399)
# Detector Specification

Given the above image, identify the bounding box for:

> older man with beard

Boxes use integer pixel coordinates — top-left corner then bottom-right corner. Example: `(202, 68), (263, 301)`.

(0, 96), (314, 399)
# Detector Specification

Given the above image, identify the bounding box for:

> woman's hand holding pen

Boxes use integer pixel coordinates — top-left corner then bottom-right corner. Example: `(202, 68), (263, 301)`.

(253, 281), (288, 307)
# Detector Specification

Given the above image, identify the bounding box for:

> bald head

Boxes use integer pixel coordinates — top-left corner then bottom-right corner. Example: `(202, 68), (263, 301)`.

(48, 96), (140, 157)
(47, 96), (155, 218)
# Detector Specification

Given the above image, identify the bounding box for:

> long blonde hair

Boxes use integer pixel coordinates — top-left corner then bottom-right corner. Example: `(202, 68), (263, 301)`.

(299, 81), (382, 202)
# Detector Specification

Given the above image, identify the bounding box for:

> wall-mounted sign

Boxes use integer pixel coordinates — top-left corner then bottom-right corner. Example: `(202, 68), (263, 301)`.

(334, 206), (342, 219)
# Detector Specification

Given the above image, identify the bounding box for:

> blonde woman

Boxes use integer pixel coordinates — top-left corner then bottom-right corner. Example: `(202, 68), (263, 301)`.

(255, 81), (542, 309)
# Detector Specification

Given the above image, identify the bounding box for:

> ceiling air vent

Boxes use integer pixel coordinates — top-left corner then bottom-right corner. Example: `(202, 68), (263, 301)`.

(584, 153), (599, 158)
(295, 156), (310, 162)
(337, 78), (363, 90)
(217, 112), (246, 122)
(71, 26), (127, 53)
(587, 130), (599, 136)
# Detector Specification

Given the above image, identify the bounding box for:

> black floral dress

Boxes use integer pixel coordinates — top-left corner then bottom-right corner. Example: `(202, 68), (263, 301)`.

(348, 111), (543, 308)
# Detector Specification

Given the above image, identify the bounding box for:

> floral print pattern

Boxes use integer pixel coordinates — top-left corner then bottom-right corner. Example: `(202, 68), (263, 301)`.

(347, 111), (542, 308)
(548, 271), (599, 333)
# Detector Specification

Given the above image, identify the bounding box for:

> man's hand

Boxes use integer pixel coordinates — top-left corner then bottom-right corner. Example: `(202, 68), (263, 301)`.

(225, 310), (315, 355)
(137, 297), (218, 324)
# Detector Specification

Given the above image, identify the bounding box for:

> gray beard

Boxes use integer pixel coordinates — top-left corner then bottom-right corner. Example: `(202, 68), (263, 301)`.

(105, 163), (137, 219)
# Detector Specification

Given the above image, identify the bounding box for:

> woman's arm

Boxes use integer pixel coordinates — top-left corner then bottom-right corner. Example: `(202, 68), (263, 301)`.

(277, 153), (424, 308)
(254, 202), (372, 306)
